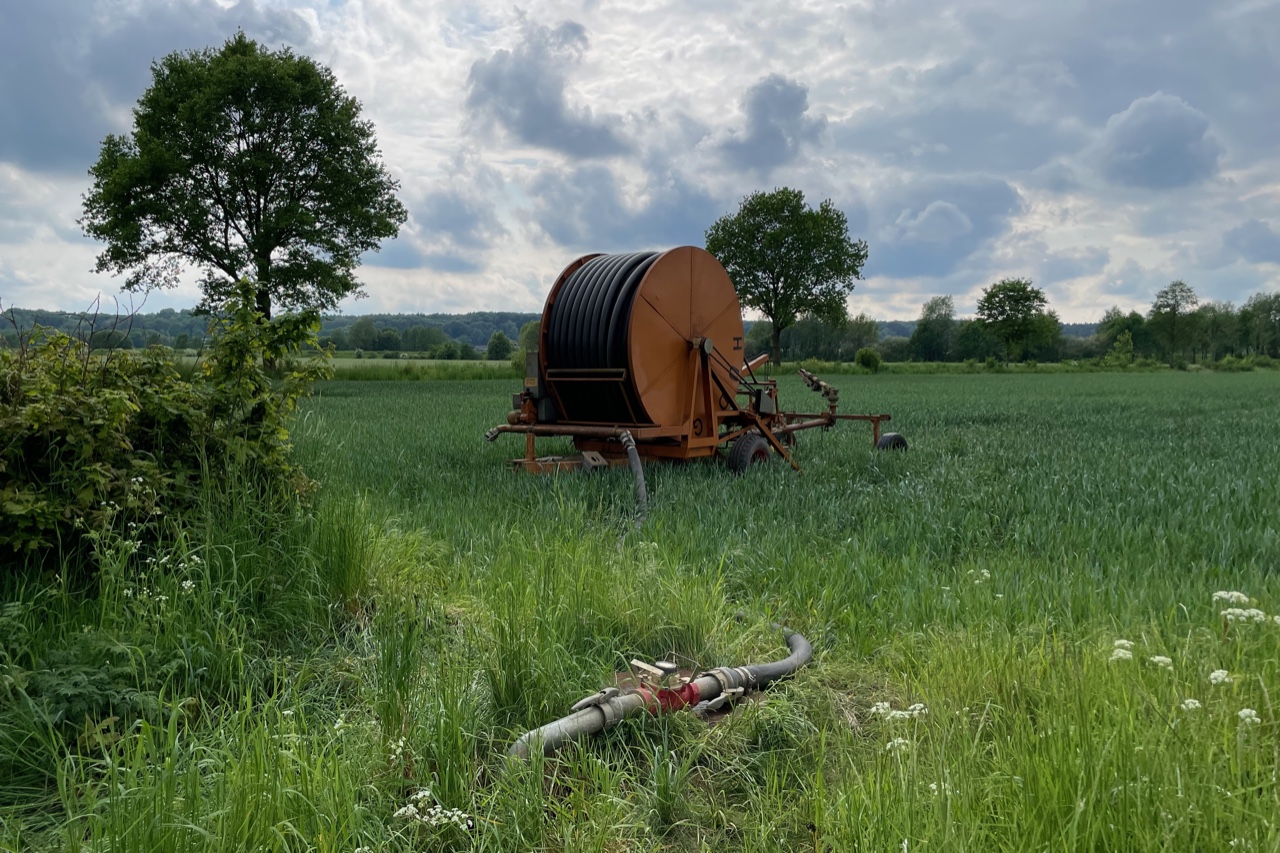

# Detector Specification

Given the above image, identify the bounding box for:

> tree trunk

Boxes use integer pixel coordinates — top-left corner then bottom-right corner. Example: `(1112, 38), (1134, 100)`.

(771, 325), (783, 366)
(254, 264), (276, 370)
(255, 289), (271, 321)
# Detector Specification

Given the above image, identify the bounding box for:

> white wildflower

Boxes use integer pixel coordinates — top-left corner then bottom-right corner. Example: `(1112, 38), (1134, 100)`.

(354, 848), (372, 853)
(1238, 708), (1260, 725)
(392, 803), (419, 820)
(1149, 656), (1173, 669)
(869, 701), (892, 717)
(1209, 670), (1232, 686)
(412, 788), (433, 803)
(180, 579), (196, 593)
(1221, 608), (1268, 623)
(282, 710), (293, 718)
(1180, 698), (1202, 711)
(886, 737), (910, 753)
(1109, 648), (1133, 662)
(906, 703), (928, 717)
(1113, 639), (1134, 650)
(1213, 591), (1250, 605)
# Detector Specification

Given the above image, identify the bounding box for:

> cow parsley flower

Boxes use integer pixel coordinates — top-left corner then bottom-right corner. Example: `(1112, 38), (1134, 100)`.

(1109, 648), (1133, 662)
(1209, 670), (1232, 686)
(1238, 708), (1260, 725)
(869, 701), (892, 716)
(1213, 591), (1250, 605)
(886, 737), (910, 753)
(1149, 656), (1173, 669)
(1113, 639), (1134, 650)
(1180, 698), (1201, 711)
(1221, 608), (1268, 623)
(180, 579), (196, 593)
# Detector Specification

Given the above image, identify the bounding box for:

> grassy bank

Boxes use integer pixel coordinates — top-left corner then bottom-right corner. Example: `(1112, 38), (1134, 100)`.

(4, 371), (1279, 850)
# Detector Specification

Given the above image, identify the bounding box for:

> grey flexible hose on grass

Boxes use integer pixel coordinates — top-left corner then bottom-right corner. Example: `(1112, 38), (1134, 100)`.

(618, 430), (648, 528)
(507, 628), (811, 759)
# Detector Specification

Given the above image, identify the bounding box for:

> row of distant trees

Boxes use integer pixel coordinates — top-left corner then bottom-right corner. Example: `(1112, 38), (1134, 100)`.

(316, 316), (514, 359)
(890, 279), (1280, 365)
(735, 279), (1280, 366)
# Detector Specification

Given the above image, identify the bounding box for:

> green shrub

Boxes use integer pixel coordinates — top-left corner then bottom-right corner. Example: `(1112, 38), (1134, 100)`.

(854, 347), (881, 372)
(1214, 355), (1253, 372)
(0, 283), (330, 562)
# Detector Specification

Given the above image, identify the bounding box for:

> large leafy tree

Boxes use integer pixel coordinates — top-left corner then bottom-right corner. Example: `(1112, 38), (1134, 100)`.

(82, 33), (407, 320)
(909, 295), (956, 361)
(705, 188), (867, 364)
(976, 278), (1053, 361)
(1147, 280), (1200, 363)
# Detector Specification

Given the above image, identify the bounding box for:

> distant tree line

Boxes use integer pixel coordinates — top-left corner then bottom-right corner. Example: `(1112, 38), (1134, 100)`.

(878, 279), (1280, 366)
(6, 283), (1277, 366)
(1, 306), (537, 360)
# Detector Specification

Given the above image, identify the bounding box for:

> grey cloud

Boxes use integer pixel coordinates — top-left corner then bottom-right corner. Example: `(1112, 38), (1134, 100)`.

(530, 165), (719, 251)
(1097, 259), (1168, 302)
(1042, 246), (1110, 283)
(1094, 92), (1221, 189)
(418, 190), (504, 249)
(466, 21), (627, 158)
(720, 75), (825, 173)
(0, 0), (310, 172)
(1223, 220), (1280, 265)
(422, 253), (484, 274)
(835, 106), (1080, 175)
(363, 239), (424, 270)
(869, 176), (1023, 278)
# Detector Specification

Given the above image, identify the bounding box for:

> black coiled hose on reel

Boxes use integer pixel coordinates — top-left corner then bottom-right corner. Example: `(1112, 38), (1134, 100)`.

(544, 252), (660, 370)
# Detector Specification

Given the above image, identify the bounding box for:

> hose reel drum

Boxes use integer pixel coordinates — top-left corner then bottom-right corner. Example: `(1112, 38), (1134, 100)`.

(485, 245), (902, 473)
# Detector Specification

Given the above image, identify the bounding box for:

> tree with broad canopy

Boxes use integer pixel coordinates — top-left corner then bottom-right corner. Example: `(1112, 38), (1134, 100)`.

(81, 33), (407, 321)
(705, 188), (867, 365)
(976, 278), (1056, 362)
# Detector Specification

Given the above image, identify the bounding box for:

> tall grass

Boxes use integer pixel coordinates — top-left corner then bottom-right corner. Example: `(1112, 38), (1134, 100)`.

(4, 371), (1278, 849)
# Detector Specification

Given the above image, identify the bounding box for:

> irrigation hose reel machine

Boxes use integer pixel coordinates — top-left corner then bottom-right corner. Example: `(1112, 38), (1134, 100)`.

(484, 246), (907, 474)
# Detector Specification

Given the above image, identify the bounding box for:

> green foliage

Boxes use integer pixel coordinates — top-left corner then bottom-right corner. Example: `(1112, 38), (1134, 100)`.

(486, 330), (513, 361)
(1148, 280), (1201, 363)
(706, 188), (868, 362)
(1103, 330), (1135, 366)
(81, 32), (406, 319)
(854, 347), (881, 372)
(909, 295), (956, 361)
(976, 278), (1056, 361)
(0, 282), (329, 559)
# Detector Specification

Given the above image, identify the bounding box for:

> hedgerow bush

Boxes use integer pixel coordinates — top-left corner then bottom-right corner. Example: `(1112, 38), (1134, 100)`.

(0, 283), (330, 563)
(854, 347), (881, 372)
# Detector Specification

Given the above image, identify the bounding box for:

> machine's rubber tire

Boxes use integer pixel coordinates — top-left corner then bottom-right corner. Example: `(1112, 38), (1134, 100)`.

(876, 431), (908, 451)
(727, 433), (771, 474)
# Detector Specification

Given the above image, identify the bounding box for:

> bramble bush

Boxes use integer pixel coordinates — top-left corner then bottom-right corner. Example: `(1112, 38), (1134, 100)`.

(0, 282), (330, 564)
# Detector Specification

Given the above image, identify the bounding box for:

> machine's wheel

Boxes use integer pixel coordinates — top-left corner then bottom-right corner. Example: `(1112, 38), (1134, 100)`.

(727, 433), (771, 474)
(876, 432), (908, 451)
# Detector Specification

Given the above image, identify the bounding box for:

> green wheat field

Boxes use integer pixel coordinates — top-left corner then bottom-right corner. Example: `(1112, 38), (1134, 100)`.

(5, 371), (1280, 851)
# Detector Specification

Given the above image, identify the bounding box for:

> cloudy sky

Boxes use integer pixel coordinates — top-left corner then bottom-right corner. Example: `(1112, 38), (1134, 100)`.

(2, 0), (1278, 321)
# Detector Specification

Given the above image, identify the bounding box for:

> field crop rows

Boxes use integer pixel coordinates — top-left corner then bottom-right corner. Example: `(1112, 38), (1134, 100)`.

(286, 371), (1280, 850)
(5, 371), (1278, 851)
